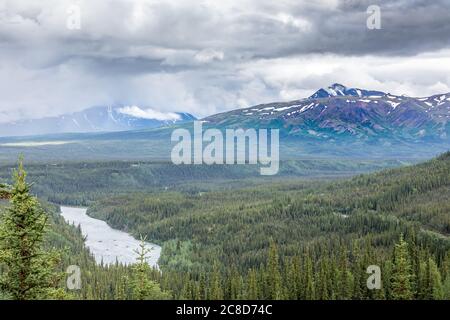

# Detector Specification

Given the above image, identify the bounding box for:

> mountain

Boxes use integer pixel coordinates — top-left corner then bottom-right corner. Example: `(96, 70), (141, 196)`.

(1, 84), (450, 162)
(204, 83), (450, 142)
(0, 106), (196, 137)
(309, 83), (386, 99)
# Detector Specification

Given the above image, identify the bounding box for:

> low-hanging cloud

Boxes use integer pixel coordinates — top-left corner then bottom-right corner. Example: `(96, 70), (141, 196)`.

(118, 106), (181, 121)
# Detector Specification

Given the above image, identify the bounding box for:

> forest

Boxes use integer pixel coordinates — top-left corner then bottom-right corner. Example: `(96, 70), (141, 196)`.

(0, 158), (407, 206)
(0, 153), (449, 299)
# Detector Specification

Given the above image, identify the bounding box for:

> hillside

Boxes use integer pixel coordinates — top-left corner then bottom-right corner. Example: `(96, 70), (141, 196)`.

(1, 153), (449, 300)
(74, 151), (450, 299)
(87, 152), (450, 272)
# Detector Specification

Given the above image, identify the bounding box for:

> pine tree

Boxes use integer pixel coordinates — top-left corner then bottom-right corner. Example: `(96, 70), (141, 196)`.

(198, 273), (207, 299)
(266, 240), (283, 299)
(115, 275), (128, 300)
(130, 237), (170, 300)
(382, 260), (393, 299)
(351, 242), (367, 299)
(0, 159), (62, 300)
(285, 258), (299, 300)
(209, 262), (223, 300)
(443, 275), (450, 300)
(390, 235), (414, 300)
(336, 247), (353, 300)
(246, 268), (259, 299)
(441, 252), (450, 300)
(406, 232), (420, 298)
(292, 256), (303, 300)
(317, 258), (329, 300)
(426, 257), (443, 300)
(228, 265), (242, 299)
(180, 274), (193, 299)
(417, 258), (430, 299)
(302, 250), (315, 300)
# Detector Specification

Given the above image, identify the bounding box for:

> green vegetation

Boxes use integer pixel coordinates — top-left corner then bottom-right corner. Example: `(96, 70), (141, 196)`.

(0, 159), (408, 206)
(128, 238), (171, 300)
(0, 160), (66, 299)
(84, 152), (450, 299)
(0, 161), (168, 300)
(0, 153), (449, 300)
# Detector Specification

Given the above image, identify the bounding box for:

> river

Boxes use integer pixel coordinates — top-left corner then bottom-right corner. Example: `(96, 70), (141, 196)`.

(59, 206), (161, 267)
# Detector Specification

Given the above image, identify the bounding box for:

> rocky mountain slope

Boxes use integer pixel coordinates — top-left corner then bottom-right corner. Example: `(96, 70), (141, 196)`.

(204, 84), (450, 142)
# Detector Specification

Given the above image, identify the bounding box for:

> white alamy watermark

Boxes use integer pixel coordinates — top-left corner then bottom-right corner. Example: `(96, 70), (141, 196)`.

(366, 265), (381, 290)
(171, 121), (279, 175)
(366, 5), (381, 30)
(66, 265), (81, 290)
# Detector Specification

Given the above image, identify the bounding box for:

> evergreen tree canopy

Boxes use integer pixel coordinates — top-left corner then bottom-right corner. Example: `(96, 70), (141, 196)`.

(130, 237), (171, 300)
(0, 159), (62, 300)
(390, 235), (414, 300)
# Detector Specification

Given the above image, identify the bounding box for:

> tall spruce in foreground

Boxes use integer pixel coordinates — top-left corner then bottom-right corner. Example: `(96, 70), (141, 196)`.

(390, 235), (414, 300)
(0, 159), (62, 299)
(130, 237), (170, 300)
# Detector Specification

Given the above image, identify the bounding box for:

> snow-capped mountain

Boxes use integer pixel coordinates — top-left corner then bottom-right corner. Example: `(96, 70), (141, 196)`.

(309, 83), (386, 99)
(0, 106), (196, 137)
(204, 84), (450, 142)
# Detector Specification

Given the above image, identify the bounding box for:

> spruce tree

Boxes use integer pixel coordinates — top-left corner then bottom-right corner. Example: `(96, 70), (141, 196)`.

(443, 275), (450, 300)
(198, 273), (207, 299)
(337, 247), (353, 300)
(427, 257), (444, 300)
(266, 240), (283, 299)
(317, 258), (329, 300)
(246, 268), (259, 299)
(351, 242), (366, 299)
(285, 258), (299, 299)
(0, 159), (62, 300)
(115, 275), (128, 300)
(130, 237), (170, 300)
(302, 250), (315, 300)
(209, 262), (224, 300)
(228, 265), (242, 299)
(390, 235), (414, 300)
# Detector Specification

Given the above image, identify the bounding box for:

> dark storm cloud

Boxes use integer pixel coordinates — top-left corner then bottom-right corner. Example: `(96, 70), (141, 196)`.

(242, 0), (450, 57)
(0, 0), (450, 122)
(3, 0), (449, 60)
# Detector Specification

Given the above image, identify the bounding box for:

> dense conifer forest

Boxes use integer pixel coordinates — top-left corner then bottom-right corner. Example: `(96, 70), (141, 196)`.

(0, 159), (407, 206)
(0, 153), (449, 299)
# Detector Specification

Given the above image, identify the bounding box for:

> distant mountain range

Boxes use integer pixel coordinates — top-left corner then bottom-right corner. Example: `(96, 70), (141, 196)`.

(1, 84), (450, 162)
(0, 106), (196, 137)
(204, 83), (450, 143)
(3, 84), (450, 142)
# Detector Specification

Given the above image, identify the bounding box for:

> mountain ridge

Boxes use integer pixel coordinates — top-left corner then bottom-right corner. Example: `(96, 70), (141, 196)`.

(203, 83), (450, 142)
(1, 84), (450, 162)
(0, 105), (196, 137)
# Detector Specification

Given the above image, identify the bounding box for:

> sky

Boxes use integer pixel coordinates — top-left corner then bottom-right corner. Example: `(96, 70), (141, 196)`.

(1, 0), (450, 122)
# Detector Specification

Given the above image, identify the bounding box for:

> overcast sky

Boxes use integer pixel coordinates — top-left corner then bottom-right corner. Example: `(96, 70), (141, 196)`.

(1, 0), (450, 122)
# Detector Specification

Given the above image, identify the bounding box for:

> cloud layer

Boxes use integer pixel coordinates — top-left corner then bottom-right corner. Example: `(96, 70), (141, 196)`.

(1, 0), (450, 122)
(118, 105), (181, 121)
